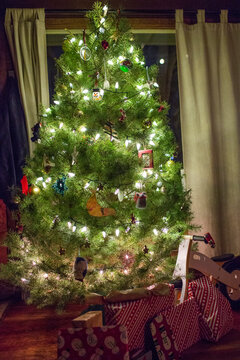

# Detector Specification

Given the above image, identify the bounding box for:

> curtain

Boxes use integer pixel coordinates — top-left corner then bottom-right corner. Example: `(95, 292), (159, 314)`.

(176, 9), (240, 256)
(4, 8), (49, 155)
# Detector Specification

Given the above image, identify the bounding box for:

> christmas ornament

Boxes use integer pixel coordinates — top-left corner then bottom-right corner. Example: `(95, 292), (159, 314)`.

(143, 245), (149, 254)
(21, 175), (28, 195)
(86, 192), (116, 217)
(73, 257), (88, 281)
(59, 247), (65, 255)
(143, 119), (152, 128)
(158, 105), (165, 112)
(43, 155), (55, 173)
(131, 214), (136, 224)
(80, 46), (91, 61)
(119, 109), (126, 122)
(134, 192), (147, 209)
(104, 121), (118, 140)
(32, 185), (40, 194)
(80, 30), (91, 61)
(31, 122), (41, 142)
(138, 149), (154, 169)
(92, 88), (102, 101)
(120, 59), (132, 72)
(103, 59), (110, 89)
(117, 190), (124, 202)
(52, 176), (68, 195)
(101, 40), (109, 50)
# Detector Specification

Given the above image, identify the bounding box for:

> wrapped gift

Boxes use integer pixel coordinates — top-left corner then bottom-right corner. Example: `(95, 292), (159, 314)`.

(58, 325), (129, 360)
(0, 200), (7, 233)
(104, 284), (175, 351)
(188, 276), (233, 342)
(150, 297), (201, 359)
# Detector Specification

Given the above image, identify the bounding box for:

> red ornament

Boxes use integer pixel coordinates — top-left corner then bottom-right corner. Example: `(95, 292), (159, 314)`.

(138, 149), (154, 169)
(21, 175), (29, 195)
(119, 109), (126, 122)
(101, 40), (109, 50)
(158, 105), (165, 112)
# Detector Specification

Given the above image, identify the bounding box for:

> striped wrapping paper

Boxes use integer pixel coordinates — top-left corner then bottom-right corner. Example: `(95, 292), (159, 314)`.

(104, 285), (175, 351)
(150, 297), (201, 358)
(188, 276), (233, 342)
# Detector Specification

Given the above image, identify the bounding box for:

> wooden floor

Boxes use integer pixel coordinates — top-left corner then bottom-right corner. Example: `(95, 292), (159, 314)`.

(0, 301), (240, 360)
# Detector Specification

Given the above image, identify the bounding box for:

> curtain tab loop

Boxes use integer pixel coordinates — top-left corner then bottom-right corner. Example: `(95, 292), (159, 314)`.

(220, 10), (228, 23)
(197, 10), (205, 23)
(175, 9), (184, 23)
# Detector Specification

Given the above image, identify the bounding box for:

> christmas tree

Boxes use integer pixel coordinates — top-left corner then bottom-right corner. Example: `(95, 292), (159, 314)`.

(1, 2), (192, 309)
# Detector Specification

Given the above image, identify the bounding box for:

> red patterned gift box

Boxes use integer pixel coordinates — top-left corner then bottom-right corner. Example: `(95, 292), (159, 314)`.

(58, 325), (130, 360)
(188, 276), (233, 342)
(150, 297), (201, 359)
(104, 285), (175, 351)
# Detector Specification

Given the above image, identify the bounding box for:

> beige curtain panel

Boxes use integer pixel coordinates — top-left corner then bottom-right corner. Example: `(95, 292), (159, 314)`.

(176, 9), (240, 255)
(5, 8), (49, 155)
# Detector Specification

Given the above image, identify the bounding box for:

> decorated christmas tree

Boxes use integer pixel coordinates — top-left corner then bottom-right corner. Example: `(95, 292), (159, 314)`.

(1, 2), (192, 309)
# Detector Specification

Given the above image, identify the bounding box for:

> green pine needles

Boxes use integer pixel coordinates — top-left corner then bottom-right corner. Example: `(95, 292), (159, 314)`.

(1, 2), (193, 309)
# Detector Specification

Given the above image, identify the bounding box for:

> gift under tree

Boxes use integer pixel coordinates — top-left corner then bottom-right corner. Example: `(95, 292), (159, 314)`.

(1, 2), (193, 309)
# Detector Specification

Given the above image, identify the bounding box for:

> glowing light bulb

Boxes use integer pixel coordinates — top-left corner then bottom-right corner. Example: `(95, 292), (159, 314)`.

(54, 100), (60, 105)
(125, 139), (129, 147)
(83, 96), (89, 101)
(115, 82), (119, 89)
(150, 133), (155, 139)
(82, 89), (88, 94)
(124, 269), (129, 274)
(135, 57), (139, 63)
(95, 133), (100, 140)
(43, 273), (48, 279)
(103, 5), (108, 16)
(125, 254), (129, 259)
(153, 121), (157, 126)
(149, 140), (155, 146)
(102, 231), (106, 238)
(72, 225), (76, 232)
(68, 222), (72, 229)
(69, 83), (73, 88)
(99, 270), (104, 275)
(100, 17), (105, 24)
(159, 58), (165, 64)
(129, 46), (134, 53)
(59, 122), (63, 129)
(135, 182), (141, 189)
(81, 226), (87, 232)
(142, 171), (147, 178)
(32, 261), (36, 266)
(118, 56), (124, 61)
(108, 60), (113, 65)
(79, 40), (83, 46)
(136, 143), (141, 150)
(99, 27), (105, 33)
(84, 183), (90, 189)
(70, 37), (76, 43)
(80, 126), (87, 132)
(153, 229), (159, 235)
(162, 227), (169, 233)
(153, 82), (159, 87)
(115, 189), (120, 195)
(46, 108), (51, 113)
(137, 85), (143, 90)
(36, 177), (43, 182)
(68, 172), (75, 178)
(140, 91), (145, 96)
(42, 182), (46, 188)
(115, 229), (120, 237)
(21, 278), (27, 282)
(77, 70), (82, 75)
